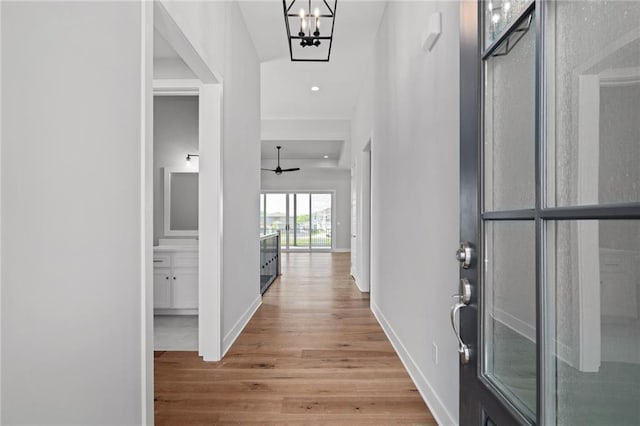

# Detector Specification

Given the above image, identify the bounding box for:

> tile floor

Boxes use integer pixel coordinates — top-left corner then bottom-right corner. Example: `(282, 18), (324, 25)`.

(154, 315), (198, 351)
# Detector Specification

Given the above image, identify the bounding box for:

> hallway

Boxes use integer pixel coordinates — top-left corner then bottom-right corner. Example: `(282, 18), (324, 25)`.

(155, 252), (435, 424)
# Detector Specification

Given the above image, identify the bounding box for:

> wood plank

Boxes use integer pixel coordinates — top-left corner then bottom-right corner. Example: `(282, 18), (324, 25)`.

(281, 396), (435, 415)
(155, 252), (434, 425)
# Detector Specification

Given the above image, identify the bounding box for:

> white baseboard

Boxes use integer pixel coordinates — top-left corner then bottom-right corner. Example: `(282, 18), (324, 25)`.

(332, 248), (351, 253)
(222, 294), (262, 356)
(371, 301), (457, 426)
(353, 277), (369, 293)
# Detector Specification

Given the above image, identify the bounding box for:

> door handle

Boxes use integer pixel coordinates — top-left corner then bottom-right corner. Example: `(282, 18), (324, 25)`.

(450, 278), (472, 365)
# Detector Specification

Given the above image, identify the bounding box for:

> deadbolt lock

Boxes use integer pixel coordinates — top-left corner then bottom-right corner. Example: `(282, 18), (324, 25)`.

(456, 241), (473, 269)
(458, 278), (472, 304)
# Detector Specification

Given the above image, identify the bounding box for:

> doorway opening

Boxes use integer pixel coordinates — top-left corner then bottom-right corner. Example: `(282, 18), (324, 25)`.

(360, 140), (372, 294)
(152, 94), (199, 351)
(351, 138), (372, 293)
(146, 9), (224, 421)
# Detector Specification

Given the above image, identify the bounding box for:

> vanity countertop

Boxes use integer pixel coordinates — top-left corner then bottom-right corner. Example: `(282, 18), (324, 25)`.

(154, 245), (198, 252)
(154, 238), (198, 252)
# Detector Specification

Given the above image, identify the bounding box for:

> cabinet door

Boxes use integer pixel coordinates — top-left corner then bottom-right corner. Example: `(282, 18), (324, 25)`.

(171, 268), (198, 309)
(153, 268), (171, 308)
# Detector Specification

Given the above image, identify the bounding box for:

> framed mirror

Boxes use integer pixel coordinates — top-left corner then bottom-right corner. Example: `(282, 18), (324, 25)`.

(163, 167), (198, 236)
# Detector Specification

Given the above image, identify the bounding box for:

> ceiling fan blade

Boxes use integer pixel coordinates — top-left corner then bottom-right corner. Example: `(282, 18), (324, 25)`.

(261, 168), (276, 171)
(281, 168), (300, 172)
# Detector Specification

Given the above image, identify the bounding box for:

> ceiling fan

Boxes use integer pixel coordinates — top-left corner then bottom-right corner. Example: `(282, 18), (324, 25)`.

(262, 146), (300, 175)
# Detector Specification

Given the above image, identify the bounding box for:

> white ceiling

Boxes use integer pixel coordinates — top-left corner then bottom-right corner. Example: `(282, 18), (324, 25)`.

(261, 140), (344, 160)
(239, 1), (386, 120)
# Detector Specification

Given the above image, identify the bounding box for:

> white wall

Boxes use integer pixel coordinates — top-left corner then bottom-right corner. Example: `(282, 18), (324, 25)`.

(1, 2), (148, 424)
(350, 66), (373, 289)
(154, 59), (196, 80)
(262, 119), (350, 141)
(220, 3), (262, 349)
(158, 2), (227, 83)
(160, 1), (262, 348)
(350, 2), (461, 424)
(261, 168), (351, 251)
(153, 96), (199, 245)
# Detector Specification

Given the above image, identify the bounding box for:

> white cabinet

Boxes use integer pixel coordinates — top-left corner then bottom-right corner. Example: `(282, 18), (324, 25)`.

(153, 248), (198, 313)
(153, 268), (172, 308)
(171, 269), (198, 308)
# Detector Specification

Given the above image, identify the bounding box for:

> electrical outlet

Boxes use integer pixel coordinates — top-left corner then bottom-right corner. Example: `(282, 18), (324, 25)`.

(432, 342), (438, 365)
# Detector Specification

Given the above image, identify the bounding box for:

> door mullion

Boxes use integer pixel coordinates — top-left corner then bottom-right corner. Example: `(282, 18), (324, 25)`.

(535, 0), (545, 424)
(308, 194), (312, 250)
(535, 12), (542, 425)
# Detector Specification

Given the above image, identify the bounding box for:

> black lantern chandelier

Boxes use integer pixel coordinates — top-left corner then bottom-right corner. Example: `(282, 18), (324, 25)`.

(283, 0), (337, 62)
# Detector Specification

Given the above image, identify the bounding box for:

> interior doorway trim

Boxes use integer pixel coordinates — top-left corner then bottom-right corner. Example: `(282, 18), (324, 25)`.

(152, 80), (223, 364)
(358, 137), (372, 294)
(153, 79), (200, 96)
(141, 3), (153, 424)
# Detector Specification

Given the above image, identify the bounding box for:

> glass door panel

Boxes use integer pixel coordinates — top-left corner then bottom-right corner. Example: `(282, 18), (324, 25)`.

(311, 193), (332, 249)
(265, 193), (287, 249)
(292, 193), (310, 250)
(480, 6), (537, 422)
(484, 18), (535, 212)
(484, 221), (537, 415)
(546, 220), (640, 425)
(259, 193), (265, 234)
(544, 1), (640, 208)
(287, 193), (294, 249)
(484, 0), (533, 48)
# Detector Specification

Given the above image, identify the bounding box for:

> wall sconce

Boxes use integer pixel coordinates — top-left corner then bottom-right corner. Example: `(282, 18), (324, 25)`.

(186, 154), (199, 167)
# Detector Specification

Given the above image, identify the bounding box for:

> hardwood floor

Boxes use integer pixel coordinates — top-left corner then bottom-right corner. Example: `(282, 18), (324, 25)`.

(155, 252), (436, 425)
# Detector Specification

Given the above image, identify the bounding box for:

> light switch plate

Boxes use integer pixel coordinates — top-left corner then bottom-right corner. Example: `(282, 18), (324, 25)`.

(422, 12), (442, 52)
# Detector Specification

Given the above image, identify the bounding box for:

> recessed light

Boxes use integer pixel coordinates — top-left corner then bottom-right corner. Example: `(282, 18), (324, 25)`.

(323, 155), (329, 159)
(311, 86), (320, 92)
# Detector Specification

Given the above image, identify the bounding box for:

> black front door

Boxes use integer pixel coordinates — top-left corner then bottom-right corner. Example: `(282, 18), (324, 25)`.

(458, 0), (640, 424)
